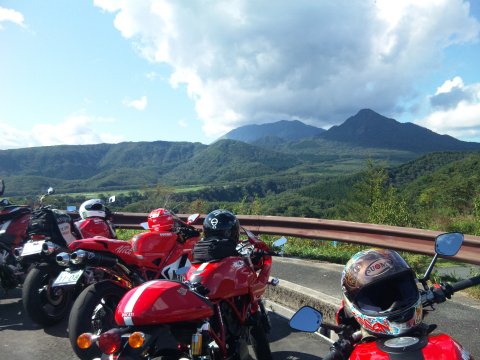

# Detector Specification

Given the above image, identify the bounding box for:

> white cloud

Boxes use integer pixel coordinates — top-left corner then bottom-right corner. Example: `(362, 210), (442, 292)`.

(416, 77), (480, 140)
(94, 0), (480, 138)
(0, 115), (123, 150)
(0, 6), (25, 29)
(123, 95), (148, 110)
(178, 118), (188, 128)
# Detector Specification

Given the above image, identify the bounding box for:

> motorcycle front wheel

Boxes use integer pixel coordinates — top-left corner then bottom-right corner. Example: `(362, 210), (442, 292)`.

(68, 280), (127, 360)
(22, 263), (72, 326)
(250, 321), (273, 360)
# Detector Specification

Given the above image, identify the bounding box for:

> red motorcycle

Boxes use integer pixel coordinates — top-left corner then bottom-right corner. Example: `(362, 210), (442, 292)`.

(1, 181), (77, 294)
(0, 179), (32, 292)
(77, 229), (287, 360)
(21, 197), (118, 326)
(56, 208), (202, 359)
(289, 232), (480, 360)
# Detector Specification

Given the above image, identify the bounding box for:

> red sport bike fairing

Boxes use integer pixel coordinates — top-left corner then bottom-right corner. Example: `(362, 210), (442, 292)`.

(61, 212), (202, 360)
(289, 232), (479, 360)
(79, 229), (287, 360)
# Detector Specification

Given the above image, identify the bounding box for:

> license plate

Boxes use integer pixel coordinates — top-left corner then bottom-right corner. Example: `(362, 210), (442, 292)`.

(52, 269), (83, 286)
(20, 240), (45, 256)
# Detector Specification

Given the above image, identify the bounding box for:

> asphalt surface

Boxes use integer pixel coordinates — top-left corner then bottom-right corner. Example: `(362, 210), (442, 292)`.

(0, 257), (478, 359)
(271, 257), (480, 359)
(0, 287), (330, 360)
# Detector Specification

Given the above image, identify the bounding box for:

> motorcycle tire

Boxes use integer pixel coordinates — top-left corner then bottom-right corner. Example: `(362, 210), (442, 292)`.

(22, 262), (71, 326)
(68, 280), (127, 360)
(250, 321), (273, 360)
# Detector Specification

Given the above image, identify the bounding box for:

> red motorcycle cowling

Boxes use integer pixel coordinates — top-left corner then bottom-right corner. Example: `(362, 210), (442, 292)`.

(187, 256), (271, 300)
(115, 280), (214, 326)
(68, 237), (137, 264)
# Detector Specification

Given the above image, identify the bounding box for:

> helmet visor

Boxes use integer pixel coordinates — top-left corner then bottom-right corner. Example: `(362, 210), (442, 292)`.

(355, 270), (418, 316)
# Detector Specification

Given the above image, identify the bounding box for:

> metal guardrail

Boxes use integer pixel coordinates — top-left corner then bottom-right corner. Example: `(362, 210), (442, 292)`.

(112, 212), (480, 266)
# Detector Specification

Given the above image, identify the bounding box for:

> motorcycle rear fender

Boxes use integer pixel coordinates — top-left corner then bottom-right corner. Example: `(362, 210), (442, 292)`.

(115, 280), (214, 326)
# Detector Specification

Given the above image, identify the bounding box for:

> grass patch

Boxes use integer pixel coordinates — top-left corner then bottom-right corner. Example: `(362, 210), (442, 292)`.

(264, 235), (480, 301)
(116, 228), (144, 240)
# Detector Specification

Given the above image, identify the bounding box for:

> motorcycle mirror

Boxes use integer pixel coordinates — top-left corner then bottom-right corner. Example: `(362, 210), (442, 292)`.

(289, 306), (323, 333)
(435, 232), (464, 256)
(67, 205), (77, 212)
(186, 213), (200, 225)
(272, 237), (287, 248)
(108, 195), (116, 203)
(140, 222), (150, 230)
(243, 227), (259, 242)
(0, 179), (4, 196)
(47, 187), (55, 195)
(175, 266), (190, 276)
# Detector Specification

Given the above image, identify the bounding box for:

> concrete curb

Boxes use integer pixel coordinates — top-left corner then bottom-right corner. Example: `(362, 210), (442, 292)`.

(265, 277), (342, 325)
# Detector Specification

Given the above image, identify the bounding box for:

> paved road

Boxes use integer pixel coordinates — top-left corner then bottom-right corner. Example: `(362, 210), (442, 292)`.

(272, 257), (480, 359)
(0, 287), (330, 360)
(1, 257), (478, 359)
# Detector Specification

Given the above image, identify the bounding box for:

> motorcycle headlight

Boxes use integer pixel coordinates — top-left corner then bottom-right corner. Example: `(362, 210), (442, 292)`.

(56, 252), (71, 266)
(70, 250), (87, 265)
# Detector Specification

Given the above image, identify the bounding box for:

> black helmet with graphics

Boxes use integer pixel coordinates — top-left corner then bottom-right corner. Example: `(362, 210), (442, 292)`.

(203, 209), (240, 244)
(341, 248), (422, 336)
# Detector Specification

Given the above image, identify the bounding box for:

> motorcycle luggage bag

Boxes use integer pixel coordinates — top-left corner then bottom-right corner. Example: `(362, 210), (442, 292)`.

(192, 236), (238, 263)
(27, 207), (71, 246)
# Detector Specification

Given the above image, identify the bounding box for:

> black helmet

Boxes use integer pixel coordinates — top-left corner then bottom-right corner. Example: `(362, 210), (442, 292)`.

(203, 209), (240, 243)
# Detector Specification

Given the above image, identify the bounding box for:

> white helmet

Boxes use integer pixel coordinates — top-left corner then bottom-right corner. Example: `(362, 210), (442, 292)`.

(79, 199), (106, 219)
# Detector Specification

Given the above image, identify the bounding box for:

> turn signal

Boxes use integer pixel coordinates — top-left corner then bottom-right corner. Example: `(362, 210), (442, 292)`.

(77, 333), (93, 349)
(128, 332), (145, 349)
(98, 331), (122, 355)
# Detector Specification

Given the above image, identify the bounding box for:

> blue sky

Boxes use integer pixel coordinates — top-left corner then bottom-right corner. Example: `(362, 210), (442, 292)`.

(1, 0), (480, 150)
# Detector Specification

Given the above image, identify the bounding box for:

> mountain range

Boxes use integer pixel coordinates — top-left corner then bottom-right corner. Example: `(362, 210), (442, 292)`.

(1, 109), (479, 196)
(222, 109), (480, 153)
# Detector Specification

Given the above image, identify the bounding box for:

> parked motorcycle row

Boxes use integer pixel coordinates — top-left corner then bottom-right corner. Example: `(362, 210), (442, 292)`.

(2, 178), (480, 359)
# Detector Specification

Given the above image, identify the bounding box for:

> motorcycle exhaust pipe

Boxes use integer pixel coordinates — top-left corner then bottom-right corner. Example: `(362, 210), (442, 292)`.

(70, 250), (118, 267)
(42, 241), (62, 255)
(56, 252), (71, 266)
(13, 247), (23, 260)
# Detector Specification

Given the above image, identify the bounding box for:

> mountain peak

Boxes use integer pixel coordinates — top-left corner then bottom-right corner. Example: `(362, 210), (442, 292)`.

(321, 109), (480, 153)
(220, 119), (325, 144)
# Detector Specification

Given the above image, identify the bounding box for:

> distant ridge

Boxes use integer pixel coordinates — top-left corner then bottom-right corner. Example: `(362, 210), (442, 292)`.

(220, 119), (325, 143)
(320, 109), (480, 153)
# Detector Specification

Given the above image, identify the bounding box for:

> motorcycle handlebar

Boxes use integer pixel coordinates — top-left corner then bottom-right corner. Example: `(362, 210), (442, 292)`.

(450, 275), (480, 294)
(430, 275), (480, 304)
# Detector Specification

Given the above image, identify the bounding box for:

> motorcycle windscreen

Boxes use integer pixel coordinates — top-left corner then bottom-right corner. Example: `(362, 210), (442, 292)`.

(115, 280), (214, 326)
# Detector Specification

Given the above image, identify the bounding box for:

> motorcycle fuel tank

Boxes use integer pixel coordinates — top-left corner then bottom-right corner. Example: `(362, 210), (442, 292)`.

(187, 257), (256, 300)
(350, 334), (472, 360)
(115, 280), (214, 326)
(130, 231), (180, 264)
